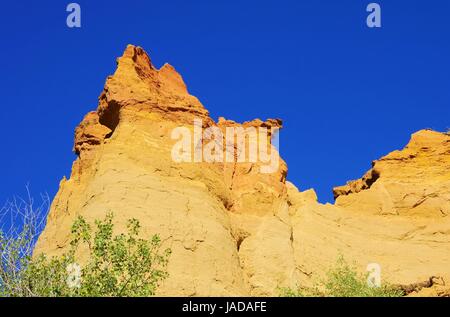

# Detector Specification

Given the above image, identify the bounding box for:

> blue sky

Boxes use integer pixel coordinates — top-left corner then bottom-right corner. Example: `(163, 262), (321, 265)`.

(0, 0), (448, 207)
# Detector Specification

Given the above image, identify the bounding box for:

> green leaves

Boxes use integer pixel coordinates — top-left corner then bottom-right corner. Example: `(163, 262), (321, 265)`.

(280, 256), (403, 297)
(73, 213), (171, 297)
(1, 213), (171, 297)
(70, 216), (91, 248)
(323, 256), (403, 297)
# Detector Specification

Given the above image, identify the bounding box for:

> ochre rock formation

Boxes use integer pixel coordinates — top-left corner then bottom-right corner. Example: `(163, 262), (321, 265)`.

(333, 129), (450, 217)
(35, 45), (450, 296)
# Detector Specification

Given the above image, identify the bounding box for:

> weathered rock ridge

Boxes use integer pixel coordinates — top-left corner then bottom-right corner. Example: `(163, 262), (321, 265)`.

(35, 45), (450, 296)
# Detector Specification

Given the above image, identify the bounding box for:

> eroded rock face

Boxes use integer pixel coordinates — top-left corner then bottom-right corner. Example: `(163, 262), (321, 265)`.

(333, 130), (450, 217)
(35, 45), (291, 296)
(35, 45), (450, 296)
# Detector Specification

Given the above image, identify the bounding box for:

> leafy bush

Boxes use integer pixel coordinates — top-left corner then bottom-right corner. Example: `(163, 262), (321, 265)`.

(280, 256), (403, 297)
(323, 256), (403, 297)
(1, 205), (171, 297)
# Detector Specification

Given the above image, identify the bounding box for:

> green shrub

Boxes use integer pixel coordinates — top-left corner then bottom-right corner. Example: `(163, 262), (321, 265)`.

(323, 256), (402, 297)
(280, 256), (403, 297)
(1, 212), (171, 297)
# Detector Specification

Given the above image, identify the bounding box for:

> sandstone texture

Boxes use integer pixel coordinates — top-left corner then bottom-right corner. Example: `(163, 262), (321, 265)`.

(35, 45), (450, 296)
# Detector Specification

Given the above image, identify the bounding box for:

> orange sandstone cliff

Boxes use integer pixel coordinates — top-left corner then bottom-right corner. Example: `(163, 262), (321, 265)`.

(35, 45), (450, 296)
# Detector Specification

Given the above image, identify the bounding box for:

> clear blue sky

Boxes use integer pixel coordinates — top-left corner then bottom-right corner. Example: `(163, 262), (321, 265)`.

(0, 0), (448, 206)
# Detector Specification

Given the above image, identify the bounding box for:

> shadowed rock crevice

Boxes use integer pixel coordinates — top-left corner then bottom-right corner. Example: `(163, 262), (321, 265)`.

(98, 98), (121, 138)
(333, 168), (380, 200)
(395, 276), (449, 296)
